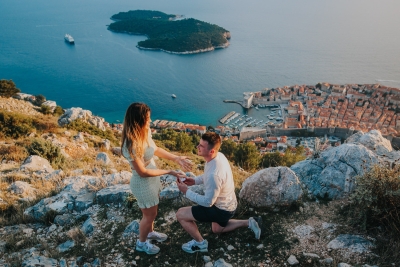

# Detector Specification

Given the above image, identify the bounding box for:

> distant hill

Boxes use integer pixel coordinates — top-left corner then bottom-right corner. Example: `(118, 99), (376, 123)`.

(108, 10), (231, 54)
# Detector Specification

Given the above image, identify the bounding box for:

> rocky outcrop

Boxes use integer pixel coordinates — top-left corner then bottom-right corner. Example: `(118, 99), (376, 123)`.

(58, 107), (106, 131)
(20, 155), (54, 173)
(327, 234), (375, 253)
(239, 167), (303, 208)
(291, 130), (400, 199)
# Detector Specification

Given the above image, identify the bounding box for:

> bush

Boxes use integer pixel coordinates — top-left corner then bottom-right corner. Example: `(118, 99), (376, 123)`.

(0, 80), (20, 98)
(26, 138), (65, 169)
(39, 105), (52, 115)
(0, 111), (35, 138)
(349, 164), (400, 235)
(53, 106), (64, 116)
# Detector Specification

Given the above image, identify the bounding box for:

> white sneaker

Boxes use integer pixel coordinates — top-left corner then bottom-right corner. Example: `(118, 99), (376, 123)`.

(249, 217), (262, 239)
(182, 239), (208, 253)
(135, 240), (160, 255)
(147, 231), (168, 242)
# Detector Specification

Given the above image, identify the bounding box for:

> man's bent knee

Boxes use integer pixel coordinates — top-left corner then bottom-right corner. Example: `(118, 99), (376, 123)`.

(211, 223), (223, 233)
(176, 207), (192, 221)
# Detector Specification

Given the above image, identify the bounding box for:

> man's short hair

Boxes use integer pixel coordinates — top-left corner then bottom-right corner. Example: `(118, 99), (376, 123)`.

(201, 132), (221, 151)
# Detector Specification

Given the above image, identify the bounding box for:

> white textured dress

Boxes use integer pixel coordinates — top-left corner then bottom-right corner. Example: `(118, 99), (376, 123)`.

(122, 133), (161, 209)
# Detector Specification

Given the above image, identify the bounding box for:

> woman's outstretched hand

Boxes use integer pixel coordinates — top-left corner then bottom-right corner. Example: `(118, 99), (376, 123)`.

(175, 156), (193, 172)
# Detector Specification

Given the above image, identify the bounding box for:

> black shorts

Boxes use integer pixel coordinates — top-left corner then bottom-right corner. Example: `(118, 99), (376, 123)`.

(192, 205), (236, 227)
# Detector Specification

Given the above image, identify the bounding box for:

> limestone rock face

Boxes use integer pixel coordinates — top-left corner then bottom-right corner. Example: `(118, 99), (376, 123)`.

(22, 255), (58, 267)
(239, 167), (303, 208)
(96, 152), (112, 165)
(346, 130), (392, 156)
(58, 107), (106, 131)
(20, 155), (54, 173)
(96, 184), (131, 204)
(327, 234), (374, 253)
(291, 143), (379, 199)
(8, 181), (36, 198)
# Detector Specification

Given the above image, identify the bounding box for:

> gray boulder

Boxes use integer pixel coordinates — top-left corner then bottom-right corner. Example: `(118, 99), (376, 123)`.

(24, 176), (101, 220)
(57, 240), (75, 252)
(346, 130), (392, 156)
(160, 185), (181, 199)
(102, 171), (131, 186)
(214, 258), (233, 267)
(327, 234), (374, 253)
(96, 184), (131, 204)
(22, 256), (58, 267)
(96, 152), (112, 165)
(123, 220), (140, 237)
(103, 139), (111, 150)
(239, 167), (303, 208)
(81, 217), (96, 235)
(58, 107), (106, 131)
(20, 155), (54, 173)
(54, 214), (75, 226)
(291, 143), (379, 199)
(8, 181), (36, 198)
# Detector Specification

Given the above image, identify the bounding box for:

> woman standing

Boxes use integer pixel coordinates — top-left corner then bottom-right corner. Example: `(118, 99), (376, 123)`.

(121, 103), (192, 255)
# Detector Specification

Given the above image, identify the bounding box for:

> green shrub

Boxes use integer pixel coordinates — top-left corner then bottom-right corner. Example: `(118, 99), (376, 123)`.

(39, 105), (52, 115)
(53, 106), (64, 116)
(26, 138), (65, 169)
(0, 80), (20, 98)
(349, 164), (400, 235)
(0, 111), (35, 138)
(66, 119), (118, 145)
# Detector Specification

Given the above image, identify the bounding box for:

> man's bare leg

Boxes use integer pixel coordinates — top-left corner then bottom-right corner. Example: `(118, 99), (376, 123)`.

(211, 219), (248, 233)
(176, 207), (204, 242)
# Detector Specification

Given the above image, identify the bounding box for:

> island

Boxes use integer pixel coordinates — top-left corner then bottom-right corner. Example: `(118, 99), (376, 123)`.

(107, 10), (231, 54)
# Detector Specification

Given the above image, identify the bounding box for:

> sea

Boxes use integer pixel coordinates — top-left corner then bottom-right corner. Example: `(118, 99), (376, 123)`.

(1, 0), (400, 126)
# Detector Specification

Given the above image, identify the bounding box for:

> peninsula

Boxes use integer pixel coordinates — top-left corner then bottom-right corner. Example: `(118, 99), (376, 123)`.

(107, 10), (231, 54)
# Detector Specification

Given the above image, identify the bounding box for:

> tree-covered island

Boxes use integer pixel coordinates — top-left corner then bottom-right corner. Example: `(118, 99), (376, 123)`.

(107, 10), (231, 54)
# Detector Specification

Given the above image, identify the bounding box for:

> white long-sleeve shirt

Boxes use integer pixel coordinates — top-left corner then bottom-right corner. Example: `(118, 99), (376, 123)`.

(185, 152), (237, 211)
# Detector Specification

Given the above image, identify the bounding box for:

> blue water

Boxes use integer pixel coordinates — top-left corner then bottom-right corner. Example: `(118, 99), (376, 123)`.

(1, 0), (400, 126)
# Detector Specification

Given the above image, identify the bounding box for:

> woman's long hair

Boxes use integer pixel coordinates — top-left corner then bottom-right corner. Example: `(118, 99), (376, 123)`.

(121, 103), (151, 160)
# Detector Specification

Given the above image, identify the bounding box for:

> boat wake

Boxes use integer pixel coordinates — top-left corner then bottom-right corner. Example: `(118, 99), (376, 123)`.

(375, 79), (400, 85)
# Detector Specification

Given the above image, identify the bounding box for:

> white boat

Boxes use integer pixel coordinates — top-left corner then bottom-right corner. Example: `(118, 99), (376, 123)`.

(171, 94), (176, 98)
(64, 34), (74, 44)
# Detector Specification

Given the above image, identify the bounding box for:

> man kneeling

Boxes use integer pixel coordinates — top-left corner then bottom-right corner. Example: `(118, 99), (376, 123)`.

(176, 132), (261, 253)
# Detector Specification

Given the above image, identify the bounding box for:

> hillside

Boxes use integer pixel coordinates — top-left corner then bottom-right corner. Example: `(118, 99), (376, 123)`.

(108, 10), (231, 54)
(0, 97), (399, 266)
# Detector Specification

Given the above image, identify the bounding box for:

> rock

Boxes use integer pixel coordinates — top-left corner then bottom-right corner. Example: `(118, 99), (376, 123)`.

(322, 258), (334, 264)
(239, 167), (303, 208)
(96, 184), (131, 204)
(294, 225), (314, 237)
(20, 155), (54, 173)
(22, 255), (58, 267)
(57, 240), (75, 252)
(44, 170), (64, 181)
(123, 220), (140, 237)
(205, 263), (213, 267)
(81, 217), (96, 235)
(327, 234), (374, 253)
(24, 176), (100, 221)
(214, 258), (233, 267)
(8, 181), (36, 198)
(48, 224), (57, 233)
(338, 263), (352, 267)
(346, 130), (392, 156)
(91, 258), (101, 267)
(58, 107), (106, 131)
(54, 214), (75, 226)
(160, 185), (181, 199)
(103, 139), (111, 150)
(203, 256), (211, 263)
(96, 152), (112, 165)
(227, 245), (234, 251)
(0, 241), (6, 253)
(102, 171), (131, 186)
(74, 132), (85, 142)
(256, 244), (264, 249)
(111, 147), (122, 156)
(287, 255), (299, 265)
(303, 252), (320, 258)
(291, 143), (379, 199)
